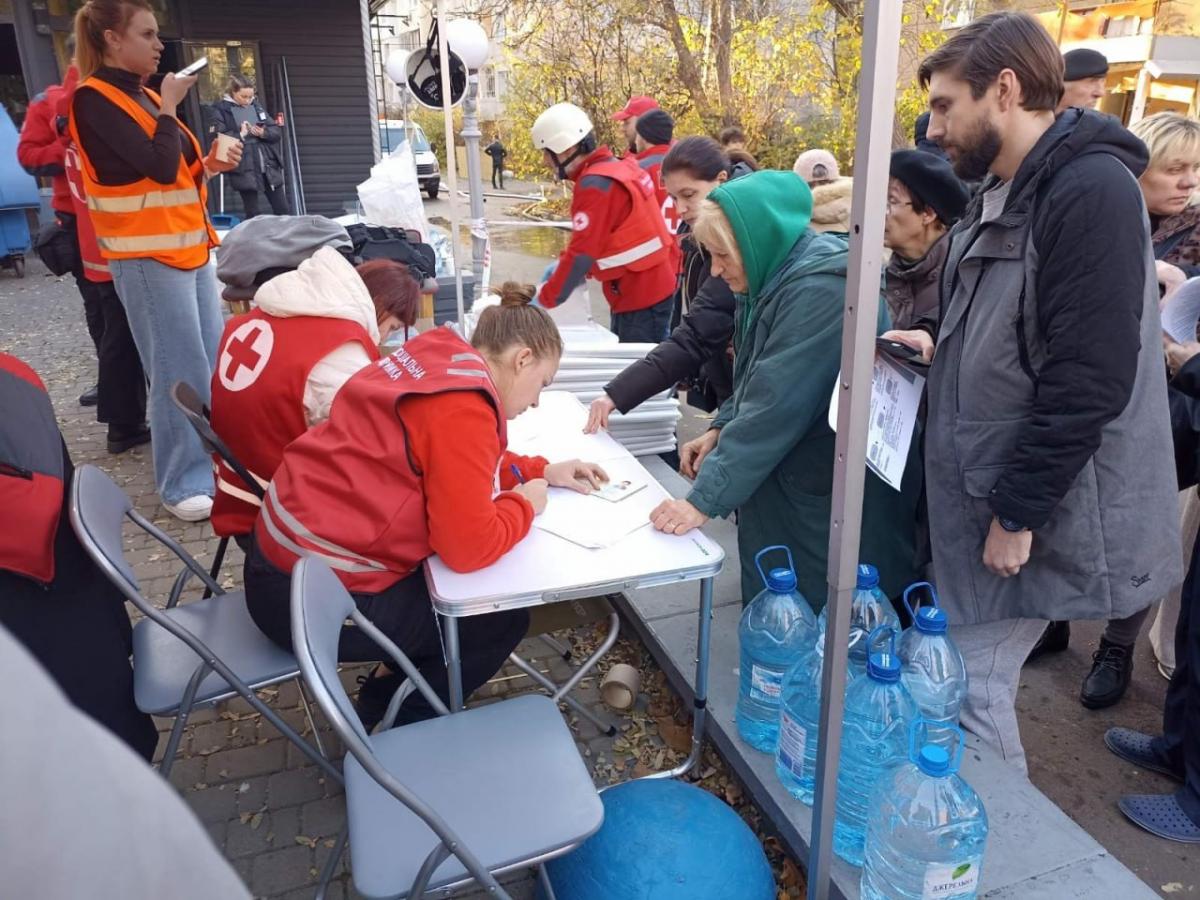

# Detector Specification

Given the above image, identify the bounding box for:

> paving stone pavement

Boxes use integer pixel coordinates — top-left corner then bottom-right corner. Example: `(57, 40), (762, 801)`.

(0, 260), (734, 900)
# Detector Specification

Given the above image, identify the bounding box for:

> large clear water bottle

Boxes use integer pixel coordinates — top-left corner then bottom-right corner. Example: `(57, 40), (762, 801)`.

(861, 721), (989, 900)
(898, 582), (968, 751)
(816, 563), (901, 680)
(775, 630), (824, 805)
(736, 545), (816, 753)
(834, 625), (919, 867)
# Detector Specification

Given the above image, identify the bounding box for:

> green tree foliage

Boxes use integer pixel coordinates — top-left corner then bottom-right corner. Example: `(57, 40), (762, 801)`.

(498, 0), (948, 177)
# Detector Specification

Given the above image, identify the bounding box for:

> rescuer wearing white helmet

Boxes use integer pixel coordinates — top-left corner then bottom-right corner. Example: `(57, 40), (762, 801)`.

(531, 102), (677, 342)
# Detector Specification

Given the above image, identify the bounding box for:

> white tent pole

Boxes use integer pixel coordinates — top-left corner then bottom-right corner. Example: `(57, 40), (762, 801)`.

(806, 1), (903, 898)
(434, 0), (466, 326)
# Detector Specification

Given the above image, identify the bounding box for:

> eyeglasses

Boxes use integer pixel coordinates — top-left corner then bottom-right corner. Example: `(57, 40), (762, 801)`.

(885, 200), (913, 216)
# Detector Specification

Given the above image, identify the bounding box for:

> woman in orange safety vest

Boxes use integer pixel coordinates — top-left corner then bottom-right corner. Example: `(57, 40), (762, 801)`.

(70, 0), (239, 522)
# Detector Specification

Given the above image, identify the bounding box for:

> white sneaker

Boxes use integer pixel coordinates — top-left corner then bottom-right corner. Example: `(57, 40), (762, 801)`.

(164, 494), (213, 522)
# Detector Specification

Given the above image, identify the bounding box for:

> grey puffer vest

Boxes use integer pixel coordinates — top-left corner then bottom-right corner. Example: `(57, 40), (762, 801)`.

(925, 168), (1182, 625)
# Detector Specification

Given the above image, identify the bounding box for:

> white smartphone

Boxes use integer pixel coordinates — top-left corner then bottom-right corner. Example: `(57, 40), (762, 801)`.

(178, 56), (209, 77)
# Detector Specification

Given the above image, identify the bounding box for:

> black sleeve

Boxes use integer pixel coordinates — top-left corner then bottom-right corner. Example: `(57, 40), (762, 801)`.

(988, 154), (1146, 528)
(73, 86), (183, 186)
(604, 269), (736, 413)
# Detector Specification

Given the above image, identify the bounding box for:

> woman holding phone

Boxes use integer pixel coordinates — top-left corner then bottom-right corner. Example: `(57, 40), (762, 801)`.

(210, 75), (289, 218)
(70, 0), (241, 522)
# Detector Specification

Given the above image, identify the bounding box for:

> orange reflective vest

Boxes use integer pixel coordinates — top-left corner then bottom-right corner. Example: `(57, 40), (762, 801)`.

(68, 77), (217, 270)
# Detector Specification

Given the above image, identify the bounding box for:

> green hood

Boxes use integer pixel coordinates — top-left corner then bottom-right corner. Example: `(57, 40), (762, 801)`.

(708, 170), (814, 301)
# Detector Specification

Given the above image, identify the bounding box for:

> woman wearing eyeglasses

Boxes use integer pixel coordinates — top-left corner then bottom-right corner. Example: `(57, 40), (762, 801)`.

(210, 74), (289, 218)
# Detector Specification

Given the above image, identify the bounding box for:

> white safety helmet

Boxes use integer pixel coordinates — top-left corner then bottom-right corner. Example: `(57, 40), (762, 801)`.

(531, 103), (594, 155)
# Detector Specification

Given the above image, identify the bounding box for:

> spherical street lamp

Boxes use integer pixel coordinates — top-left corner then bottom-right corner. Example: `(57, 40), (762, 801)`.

(445, 18), (490, 72)
(385, 49), (410, 84)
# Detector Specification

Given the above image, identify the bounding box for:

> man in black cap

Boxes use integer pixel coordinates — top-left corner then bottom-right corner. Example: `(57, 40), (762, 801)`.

(883, 148), (970, 329)
(634, 109), (682, 263)
(1058, 48), (1109, 112)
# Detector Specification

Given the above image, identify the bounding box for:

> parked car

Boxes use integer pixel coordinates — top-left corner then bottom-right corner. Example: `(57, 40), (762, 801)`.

(378, 119), (440, 200)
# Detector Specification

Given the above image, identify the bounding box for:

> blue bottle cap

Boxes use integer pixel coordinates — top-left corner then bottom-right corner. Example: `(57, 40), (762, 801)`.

(766, 566), (797, 593)
(913, 605), (948, 635)
(917, 744), (952, 776)
(867, 649), (901, 682)
(855, 563), (880, 590)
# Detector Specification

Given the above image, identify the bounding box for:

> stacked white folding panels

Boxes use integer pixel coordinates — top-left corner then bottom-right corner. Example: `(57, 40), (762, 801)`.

(551, 327), (680, 457)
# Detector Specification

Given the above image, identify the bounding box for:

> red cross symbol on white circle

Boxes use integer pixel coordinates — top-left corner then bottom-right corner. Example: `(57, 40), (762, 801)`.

(218, 319), (275, 392)
(661, 196), (681, 235)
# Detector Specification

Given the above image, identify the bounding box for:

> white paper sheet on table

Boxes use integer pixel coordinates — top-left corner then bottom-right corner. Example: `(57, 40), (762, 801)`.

(507, 390), (629, 463)
(530, 456), (665, 549)
(1161, 277), (1200, 344)
(827, 352), (925, 491)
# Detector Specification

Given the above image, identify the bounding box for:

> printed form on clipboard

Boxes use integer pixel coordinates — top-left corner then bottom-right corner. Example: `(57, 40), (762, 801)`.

(827, 352), (926, 491)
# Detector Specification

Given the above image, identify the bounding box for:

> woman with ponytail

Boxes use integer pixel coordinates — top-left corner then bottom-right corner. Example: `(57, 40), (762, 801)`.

(69, 0), (240, 522)
(245, 284), (610, 732)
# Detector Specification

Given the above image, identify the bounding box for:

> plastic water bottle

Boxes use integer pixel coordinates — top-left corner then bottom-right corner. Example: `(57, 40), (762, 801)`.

(817, 563), (901, 680)
(834, 625), (919, 867)
(737, 545), (817, 753)
(898, 583), (968, 751)
(861, 721), (989, 899)
(775, 630), (824, 805)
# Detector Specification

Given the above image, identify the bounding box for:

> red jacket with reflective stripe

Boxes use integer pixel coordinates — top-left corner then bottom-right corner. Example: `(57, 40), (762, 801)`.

(636, 142), (682, 273)
(17, 83), (71, 214)
(209, 309), (378, 539)
(254, 327), (540, 593)
(0, 355), (63, 585)
(538, 147), (676, 314)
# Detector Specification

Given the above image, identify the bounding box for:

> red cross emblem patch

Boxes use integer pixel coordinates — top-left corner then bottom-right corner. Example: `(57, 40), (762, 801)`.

(218, 319), (275, 392)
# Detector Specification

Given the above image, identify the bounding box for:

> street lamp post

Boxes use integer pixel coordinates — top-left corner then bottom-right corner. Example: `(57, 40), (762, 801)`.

(447, 19), (491, 302)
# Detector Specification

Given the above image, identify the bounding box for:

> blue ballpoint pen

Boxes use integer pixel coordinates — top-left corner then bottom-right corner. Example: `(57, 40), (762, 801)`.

(509, 463), (525, 485)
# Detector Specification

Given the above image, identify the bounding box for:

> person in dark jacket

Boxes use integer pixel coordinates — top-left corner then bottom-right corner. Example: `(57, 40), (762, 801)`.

(0, 353), (157, 761)
(886, 12), (1181, 773)
(1035, 112), (1200, 706)
(484, 137), (507, 189)
(585, 136), (754, 432)
(210, 75), (288, 218)
(883, 148), (969, 329)
(646, 171), (920, 609)
(1103, 335), (1200, 843)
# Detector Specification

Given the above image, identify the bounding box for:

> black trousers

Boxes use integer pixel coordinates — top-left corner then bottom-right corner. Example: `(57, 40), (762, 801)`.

(491, 162), (504, 189)
(74, 271), (147, 427)
(243, 537), (529, 726)
(1155, 530), (1200, 825)
(611, 295), (673, 343)
(239, 181), (291, 219)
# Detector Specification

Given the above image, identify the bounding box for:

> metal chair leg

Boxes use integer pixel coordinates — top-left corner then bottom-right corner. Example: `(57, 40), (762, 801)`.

(203, 536), (228, 600)
(296, 677), (327, 758)
(539, 634), (573, 661)
(508, 653), (616, 736)
(314, 826), (348, 900)
(538, 863), (558, 900)
(160, 662), (210, 779)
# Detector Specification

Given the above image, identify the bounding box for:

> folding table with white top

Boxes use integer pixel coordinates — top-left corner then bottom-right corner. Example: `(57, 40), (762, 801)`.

(423, 391), (724, 777)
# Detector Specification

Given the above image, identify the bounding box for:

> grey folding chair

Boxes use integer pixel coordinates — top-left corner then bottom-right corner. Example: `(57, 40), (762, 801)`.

(292, 557), (604, 900)
(69, 464), (340, 784)
(170, 380), (264, 600)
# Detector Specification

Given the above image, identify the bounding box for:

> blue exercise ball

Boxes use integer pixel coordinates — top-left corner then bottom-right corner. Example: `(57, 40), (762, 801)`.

(542, 779), (775, 900)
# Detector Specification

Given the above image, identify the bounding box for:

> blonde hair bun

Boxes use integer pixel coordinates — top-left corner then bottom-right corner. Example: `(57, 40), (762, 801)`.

(498, 281), (536, 308)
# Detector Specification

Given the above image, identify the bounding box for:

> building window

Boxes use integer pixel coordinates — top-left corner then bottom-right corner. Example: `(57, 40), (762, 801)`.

(484, 68), (497, 98)
(398, 29), (422, 51)
(942, 0), (975, 29)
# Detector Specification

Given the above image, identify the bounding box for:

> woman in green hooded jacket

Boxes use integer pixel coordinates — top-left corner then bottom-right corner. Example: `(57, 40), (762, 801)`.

(649, 169), (920, 610)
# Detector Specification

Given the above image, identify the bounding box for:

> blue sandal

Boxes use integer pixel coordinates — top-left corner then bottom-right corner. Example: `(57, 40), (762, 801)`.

(1103, 727), (1184, 782)
(1118, 793), (1200, 844)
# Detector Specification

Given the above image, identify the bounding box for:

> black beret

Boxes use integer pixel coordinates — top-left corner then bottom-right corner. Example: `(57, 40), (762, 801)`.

(1063, 48), (1108, 81)
(635, 109), (675, 147)
(889, 149), (970, 225)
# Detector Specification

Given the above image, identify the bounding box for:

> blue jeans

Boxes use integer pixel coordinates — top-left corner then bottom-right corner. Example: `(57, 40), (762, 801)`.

(110, 257), (222, 505)
(610, 295), (673, 343)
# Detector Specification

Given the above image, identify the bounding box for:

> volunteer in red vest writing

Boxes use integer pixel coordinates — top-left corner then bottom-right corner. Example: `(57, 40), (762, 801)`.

(246, 284), (609, 732)
(69, 0), (240, 524)
(532, 103), (677, 343)
(209, 248), (420, 545)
